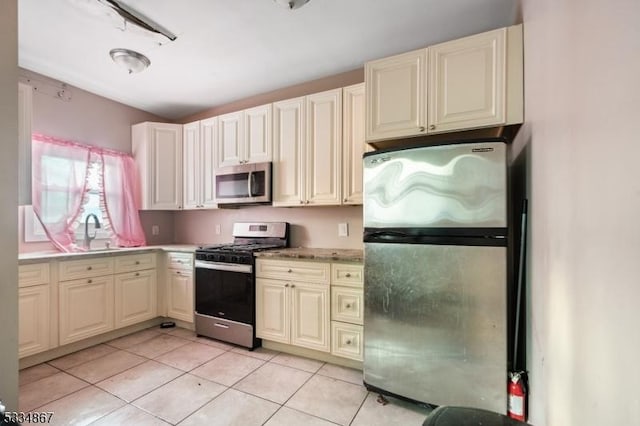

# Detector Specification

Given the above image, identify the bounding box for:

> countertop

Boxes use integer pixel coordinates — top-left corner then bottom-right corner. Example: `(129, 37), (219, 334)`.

(18, 244), (199, 264)
(255, 247), (363, 263)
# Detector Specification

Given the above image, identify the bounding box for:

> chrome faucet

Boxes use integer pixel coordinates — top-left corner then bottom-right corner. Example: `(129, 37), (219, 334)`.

(84, 213), (101, 249)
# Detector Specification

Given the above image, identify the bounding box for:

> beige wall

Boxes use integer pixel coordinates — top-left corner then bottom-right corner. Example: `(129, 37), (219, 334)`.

(179, 68), (363, 123)
(515, 0), (640, 424)
(0, 0), (19, 410)
(174, 206), (363, 249)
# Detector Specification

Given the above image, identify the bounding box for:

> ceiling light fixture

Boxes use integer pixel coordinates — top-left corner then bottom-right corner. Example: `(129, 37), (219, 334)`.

(109, 48), (150, 74)
(273, 0), (311, 10)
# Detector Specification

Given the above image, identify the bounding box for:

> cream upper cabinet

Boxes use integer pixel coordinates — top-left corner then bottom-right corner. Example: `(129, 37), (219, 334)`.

(306, 88), (342, 205)
(183, 121), (201, 210)
(217, 111), (244, 168)
(272, 97), (306, 206)
(273, 90), (345, 207)
(365, 48), (428, 142)
(217, 105), (272, 168)
(365, 24), (523, 142)
(132, 122), (183, 210)
(244, 104), (272, 164)
(342, 83), (368, 205)
(183, 118), (217, 210)
(428, 26), (523, 133)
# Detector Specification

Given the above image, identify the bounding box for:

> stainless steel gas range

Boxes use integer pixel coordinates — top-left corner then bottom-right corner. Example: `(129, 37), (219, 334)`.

(194, 222), (289, 349)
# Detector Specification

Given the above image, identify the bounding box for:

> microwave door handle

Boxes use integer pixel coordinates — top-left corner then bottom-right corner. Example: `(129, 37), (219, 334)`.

(247, 171), (254, 197)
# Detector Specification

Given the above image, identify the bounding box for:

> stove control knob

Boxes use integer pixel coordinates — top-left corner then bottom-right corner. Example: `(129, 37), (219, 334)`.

(196, 253), (205, 261)
(218, 255), (226, 262)
(242, 256), (252, 264)
(231, 256), (238, 263)
(206, 254), (215, 261)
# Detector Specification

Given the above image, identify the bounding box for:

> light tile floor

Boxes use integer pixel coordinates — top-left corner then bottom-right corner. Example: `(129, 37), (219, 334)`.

(19, 326), (432, 426)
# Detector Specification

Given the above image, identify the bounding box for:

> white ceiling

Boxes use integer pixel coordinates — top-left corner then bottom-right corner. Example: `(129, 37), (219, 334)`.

(19, 0), (519, 120)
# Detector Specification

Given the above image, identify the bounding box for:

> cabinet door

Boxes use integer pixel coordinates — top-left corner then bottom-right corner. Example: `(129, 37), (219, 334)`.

(132, 122), (183, 210)
(306, 89), (342, 205)
(245, 104), (272, 164)
(256, 278), (290, 344)
(291, 282), (330, 352)
(342, 83), (368, 205)
(428, 28), (506, 133)
(331, 321), (363, 361)
(200, 117), (218, 208)
(18, 284), (50, 358)
(167, 270), (194, 323)
(272, 97), (305, 206)
(217, 111), (244, 168)
(114, 270), (157, 329)
(365, 48), (427, 142)
(183, 121), (201, 209)
(18, 82), (33, 205)
(59, 276), (115, 345)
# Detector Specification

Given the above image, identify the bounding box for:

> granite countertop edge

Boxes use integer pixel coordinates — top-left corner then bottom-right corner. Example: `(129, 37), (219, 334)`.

(255, 247), (363, 263)
(18, 244), (199, 264)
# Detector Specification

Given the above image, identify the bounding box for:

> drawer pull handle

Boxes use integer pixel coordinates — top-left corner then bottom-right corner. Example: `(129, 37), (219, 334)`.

(345, 273), (351, 277)
(135, 261), (140, 265)
(346, 303), (352, 308)
(346, 339), (352, 345)
(135, 272), (140, 276)
(287, 269), (292, 273)
(87, 266), (92, 270)
(176, 271), (181, 275)
(88, 279), (92, 284)
(214, 323), (229, 329)
(291, 284), (295, 288)
(285, 283), (289, 287)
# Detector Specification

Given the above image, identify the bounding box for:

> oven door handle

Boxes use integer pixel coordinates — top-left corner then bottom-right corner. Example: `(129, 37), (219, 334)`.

(195, 260), (253, 274)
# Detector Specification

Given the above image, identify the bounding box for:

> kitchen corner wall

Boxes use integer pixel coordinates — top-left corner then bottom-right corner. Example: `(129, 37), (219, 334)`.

(19, 69), (174, 252)
(173, 206), (363, 249)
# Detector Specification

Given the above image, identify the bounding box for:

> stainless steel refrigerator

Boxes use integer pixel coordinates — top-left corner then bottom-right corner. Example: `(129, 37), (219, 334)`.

(363, 139), (509, 413)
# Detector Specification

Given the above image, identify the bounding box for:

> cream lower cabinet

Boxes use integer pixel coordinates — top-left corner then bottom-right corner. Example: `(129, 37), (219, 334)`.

(256, 259), (330, 352)
(166, 252), (194, 323)
(330, 263), (364, 361)
(18, 263), (52, 358)
(59, 275), (115, 345)
(114, 253), (157, 329)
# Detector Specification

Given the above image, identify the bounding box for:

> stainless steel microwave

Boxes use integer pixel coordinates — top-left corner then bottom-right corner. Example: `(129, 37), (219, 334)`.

(215, 162), (272, 206)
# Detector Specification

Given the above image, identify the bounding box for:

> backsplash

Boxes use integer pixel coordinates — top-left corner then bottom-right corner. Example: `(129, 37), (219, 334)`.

(173, 205), (363, 249)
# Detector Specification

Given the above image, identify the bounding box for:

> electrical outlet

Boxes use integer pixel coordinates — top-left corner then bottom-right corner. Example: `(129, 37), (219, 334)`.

(338, 223), (349, 237)
(215, 224), (221, 235)
(151, 225), (159, 235)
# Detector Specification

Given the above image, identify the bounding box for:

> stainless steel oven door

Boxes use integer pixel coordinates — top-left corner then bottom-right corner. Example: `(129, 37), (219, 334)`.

(215, 162), (271, 205)
(194, 260), (254, 324)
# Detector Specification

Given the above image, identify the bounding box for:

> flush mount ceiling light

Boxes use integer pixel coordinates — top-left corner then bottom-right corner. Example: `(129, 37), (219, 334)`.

(109, 48), (150, 74)
(273, 0), (311, 10)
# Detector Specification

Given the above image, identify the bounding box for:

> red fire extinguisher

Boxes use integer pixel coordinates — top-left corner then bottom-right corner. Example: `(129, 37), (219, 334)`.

(508, 371), (527, 421)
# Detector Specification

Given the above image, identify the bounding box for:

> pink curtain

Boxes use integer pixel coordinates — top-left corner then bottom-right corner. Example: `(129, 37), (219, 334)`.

(32, 133), (146, 252)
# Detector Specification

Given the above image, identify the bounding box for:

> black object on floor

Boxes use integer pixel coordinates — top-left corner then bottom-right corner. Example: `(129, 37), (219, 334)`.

(160, 321), (176, 329)
(423, 406), (531, 426)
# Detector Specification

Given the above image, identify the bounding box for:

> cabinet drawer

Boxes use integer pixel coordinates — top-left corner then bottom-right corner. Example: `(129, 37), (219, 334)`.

(167, 252), (194, 270)
(114, 252), (156, 273)
(19, 263), (50, 287)
(331, 321), (363, 361)
(256, 259), (330, 283)
(331, 286), (363, 325)
(59, 257), (114, 281)
(331, 264), (363, 287)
